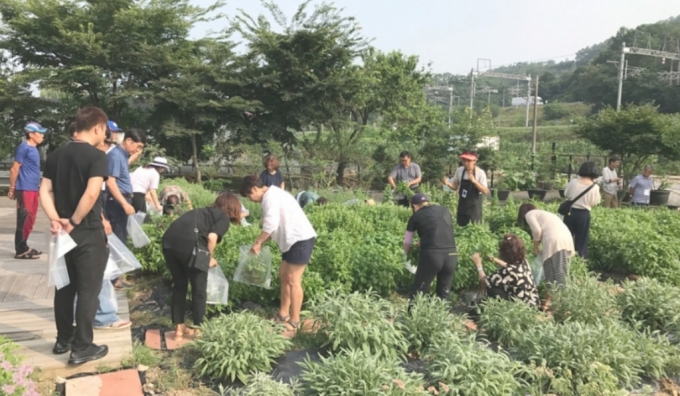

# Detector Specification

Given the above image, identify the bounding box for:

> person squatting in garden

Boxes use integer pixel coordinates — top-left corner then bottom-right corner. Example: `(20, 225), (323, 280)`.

(130, 157), (170, 214)
(601, 156), (622, 209)
(295, 190), (328, 208)
(161, 191), (242, 340)
(563, 161), (601, 259)
(444, 150), (489, 227)
(471, 234), (540, 308)
(39, 106), (111, 364)
(159, 185), (193, 215)
(259, 153), (285, 190)
(517, 203), (574, 309)
(9, 122), (47, 259)
(388, 151), (422, 207)
(629, 165), (654, 207)
(240, 176), (317, 331)
(403, 193), (457, 301)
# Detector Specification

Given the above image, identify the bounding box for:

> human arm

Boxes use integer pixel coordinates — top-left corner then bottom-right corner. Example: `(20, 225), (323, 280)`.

(407, 164), (422, 188)
(207, 232), (218, 267)
(102, 213), (112, 235)
(183, 191), (193, 209)
(61, 176), (105, 233)
(524, 211), (542, 256)
(8, 161), (20, 200)
(472, 253), (488, 280)
(148, 172), (162, 210)
(628, 176), (638, 196)
(149, 190), (162, 211)
(487, 255), (507, 267)
(106, 177), (135, 215)
(403, 231), (415, 254)
(39, 178), (63, 235)
(407, 177), (422, 188)
(252, 196), (278, 254)
(467, 168), (489, 195)
(128, 147), (142, 165)
(387, 176), (397, 189)
(250, 231), (271, 255)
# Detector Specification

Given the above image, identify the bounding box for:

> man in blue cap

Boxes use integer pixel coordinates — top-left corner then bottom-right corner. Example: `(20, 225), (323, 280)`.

(9, 122), (47, 259)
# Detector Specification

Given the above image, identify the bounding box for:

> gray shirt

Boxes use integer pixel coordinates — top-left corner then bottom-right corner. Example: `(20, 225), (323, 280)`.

(390, 163), (422, 188)
(630, 174), (653, 204)
(601, 166), (619, 195)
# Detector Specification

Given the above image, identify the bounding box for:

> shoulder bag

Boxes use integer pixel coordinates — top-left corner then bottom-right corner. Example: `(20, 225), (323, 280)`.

(558, 183), (596, 216)
(188, 209), (211, 272)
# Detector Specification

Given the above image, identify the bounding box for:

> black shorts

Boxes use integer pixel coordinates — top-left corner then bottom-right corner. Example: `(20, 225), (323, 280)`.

(281, 238), (315, 265)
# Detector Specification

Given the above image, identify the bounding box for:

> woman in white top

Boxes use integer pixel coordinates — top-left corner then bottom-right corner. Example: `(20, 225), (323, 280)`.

(517, 203), (575, 308)
(130, 157), (169, 214)
(240, 176), (317, 331)
(562, 162), (601, 259)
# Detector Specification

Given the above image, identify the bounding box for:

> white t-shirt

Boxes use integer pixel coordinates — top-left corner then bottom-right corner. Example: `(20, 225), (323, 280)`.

(450, 166), (488, 193)
(262, 186), (317, 253)
(130, 167), (160, 194)
(601, 166), (619, 195)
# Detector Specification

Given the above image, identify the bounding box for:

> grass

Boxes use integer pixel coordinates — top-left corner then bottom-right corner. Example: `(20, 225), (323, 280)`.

(122, 341), (163, 368)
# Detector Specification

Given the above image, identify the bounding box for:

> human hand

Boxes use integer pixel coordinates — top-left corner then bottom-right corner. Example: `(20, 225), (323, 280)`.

(415, 241), (421, 248)
(7, 189), (15, 200)
(533, 246), (540, 256)
(209, 257), (218, 268)
(103, 219), (112, 235)
(59, 219), (74, 234)
(50, 219), (63, 236)
(471, 253), (482, 266)
(156, 204), (163, 212)
(250, 243), (261, 256)
(123, 203), (135, 215)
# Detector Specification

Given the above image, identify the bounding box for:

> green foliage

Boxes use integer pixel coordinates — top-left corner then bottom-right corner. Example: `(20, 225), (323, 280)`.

(617, 277), (680, 336)
(550, 276), (621, 325)
(0, 336), (37, 396)
(217, 373), (296, 396)
(425, 331), (535, 396)
(543, 101), (572, 121)
(193, 312), (291, 383)
(478, 298), (551, 347)
(397, 294), (467, 356)
(297, 349), (428, 396)
(307, 289), (408, 361)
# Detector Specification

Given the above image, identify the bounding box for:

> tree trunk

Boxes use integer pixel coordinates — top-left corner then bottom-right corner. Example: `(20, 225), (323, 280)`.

(336, 160), (347, 187)
(191, 134), (201, 184)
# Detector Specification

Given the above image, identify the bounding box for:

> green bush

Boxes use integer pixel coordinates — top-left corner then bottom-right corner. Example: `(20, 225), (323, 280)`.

(217, 373), (296, 396)
(617, 277), (680, 336)
(425, 331), (535, 396)
(193, 312), (291, 383)
(0, 336), (38, 396)
(306, 289), (408, 361)
(397, 294), (467, 356)
(297, 349), (427, 395)
(478, 298), (551, 347)
(550, 276), (620, 325)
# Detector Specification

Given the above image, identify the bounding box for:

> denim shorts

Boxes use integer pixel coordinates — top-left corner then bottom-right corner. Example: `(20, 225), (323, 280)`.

(281, 238), (315, 265)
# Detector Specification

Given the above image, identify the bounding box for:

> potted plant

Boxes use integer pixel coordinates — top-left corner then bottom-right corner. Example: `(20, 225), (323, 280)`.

(555, 175), (568, 198)
(490, 179), (511, 201)
(650, 176), (671, 206)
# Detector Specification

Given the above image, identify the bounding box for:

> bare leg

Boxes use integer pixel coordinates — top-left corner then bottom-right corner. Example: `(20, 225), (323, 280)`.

(280, 261), (307, 323)
(279, 261), (291, 319)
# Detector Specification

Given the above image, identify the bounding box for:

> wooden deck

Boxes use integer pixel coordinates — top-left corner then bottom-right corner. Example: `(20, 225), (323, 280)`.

(0, 205), (133, 377)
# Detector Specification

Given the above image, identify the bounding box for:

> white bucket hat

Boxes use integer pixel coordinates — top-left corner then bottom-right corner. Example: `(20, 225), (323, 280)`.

(148, 157), (170, 171)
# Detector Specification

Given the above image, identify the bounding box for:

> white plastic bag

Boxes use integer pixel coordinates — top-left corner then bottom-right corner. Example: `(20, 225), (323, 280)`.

(403, 251), (417, 274)
(127, 212), (151, 248)
(531, 257), (544, 285)
(206, 265), (229, 305)
(103, 256), (122, 280)
(108, 233), (142, 274)
(146, 202), (160, 216)
(47, 230), (77, 290)
(234, 245), (272, 289)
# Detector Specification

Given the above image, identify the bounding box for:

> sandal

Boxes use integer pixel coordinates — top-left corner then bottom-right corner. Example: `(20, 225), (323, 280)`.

(274, 313), (289, 323)
(94, 320), (132, 330)
(29, 248), (43, 256)
(14, 251), (40, 260)
(287, 320), (300, 330)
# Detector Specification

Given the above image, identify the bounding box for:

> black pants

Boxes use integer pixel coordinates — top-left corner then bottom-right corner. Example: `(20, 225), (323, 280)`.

(563, 208), (591, 259)
(132, 193), (147, 213)
(54, 228), (108, 352)
(456, 211), (482, 227)
(163, 248), (208, 326)
(106, 196), (132, 242)
(410, 249), (457, 301)
(487, 284), (510, 300)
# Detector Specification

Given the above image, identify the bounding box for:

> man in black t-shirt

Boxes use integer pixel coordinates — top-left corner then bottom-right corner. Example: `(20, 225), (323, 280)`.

(403, 193), (457, 301)
(39, 106), (111, 365)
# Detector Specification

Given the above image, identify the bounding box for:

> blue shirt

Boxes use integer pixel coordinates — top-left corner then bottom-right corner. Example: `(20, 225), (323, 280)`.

(14, 141), (41, 191)
(107, 144), (132, 194)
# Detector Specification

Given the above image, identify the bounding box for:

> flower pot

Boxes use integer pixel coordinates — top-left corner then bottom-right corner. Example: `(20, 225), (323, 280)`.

(558, 189), (565, 198)
(528, 190), (547, 200)
(490, 189), (510, 201)
(650, 190), (671, 206)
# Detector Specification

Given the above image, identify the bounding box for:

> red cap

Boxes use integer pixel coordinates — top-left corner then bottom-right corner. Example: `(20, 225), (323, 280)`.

(459, 152), (478, 161)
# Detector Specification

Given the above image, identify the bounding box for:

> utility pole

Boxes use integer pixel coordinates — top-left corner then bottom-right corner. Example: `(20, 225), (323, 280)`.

(469, 69), (477, 119)
(531, 76), (540, 155)
(525, 75), (532, 127)
(447, 86), (453, 128)
(616, 42), (625, 111)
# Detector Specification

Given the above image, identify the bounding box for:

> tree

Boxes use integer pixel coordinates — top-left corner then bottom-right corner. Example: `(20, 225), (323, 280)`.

(576, 104), (678, 179)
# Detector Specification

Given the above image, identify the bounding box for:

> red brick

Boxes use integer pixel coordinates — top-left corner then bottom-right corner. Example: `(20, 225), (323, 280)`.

(164, 331), (193, 350)
(145, 329), (162, 350)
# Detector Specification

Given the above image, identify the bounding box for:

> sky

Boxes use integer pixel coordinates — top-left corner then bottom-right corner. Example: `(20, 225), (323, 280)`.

(189, 0), (679, 74)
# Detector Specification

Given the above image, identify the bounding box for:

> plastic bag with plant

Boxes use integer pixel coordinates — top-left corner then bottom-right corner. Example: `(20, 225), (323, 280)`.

(234, 245), (272, 289)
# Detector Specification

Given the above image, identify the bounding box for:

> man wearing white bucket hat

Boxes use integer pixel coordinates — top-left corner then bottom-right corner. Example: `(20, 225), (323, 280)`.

(130, 157), (170, 214)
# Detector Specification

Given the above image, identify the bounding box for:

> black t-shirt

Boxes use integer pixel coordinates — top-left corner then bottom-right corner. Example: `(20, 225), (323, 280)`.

(406, 204), (456, 251)
(162, 207), (231, 253)
(259, 169), (283, 188)
(43, 141), (109, 230)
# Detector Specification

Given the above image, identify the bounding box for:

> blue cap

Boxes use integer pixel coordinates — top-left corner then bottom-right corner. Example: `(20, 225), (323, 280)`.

(107, 120), (122, 132)
(24, 122), (47, 134)
(410, 193), (430, 205)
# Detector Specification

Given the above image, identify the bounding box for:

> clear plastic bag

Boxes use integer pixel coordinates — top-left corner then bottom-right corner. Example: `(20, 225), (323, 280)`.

(103, 256), (122, 281)
(206, 265), (229, 305)
(146, 202), (160, 216)
(234, 245), (272, 289)
(47, 230), (77, 290)
(127, 212), (151, 248)
(403, 251), (417, 274)
(108, 233), (142, 274)
(531, 256), (544, 285)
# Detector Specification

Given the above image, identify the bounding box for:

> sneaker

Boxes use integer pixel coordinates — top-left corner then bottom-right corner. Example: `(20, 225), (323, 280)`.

(53, 340), (73, 355)
(68, 344), (108, 365)
(94, 320), (132, 330)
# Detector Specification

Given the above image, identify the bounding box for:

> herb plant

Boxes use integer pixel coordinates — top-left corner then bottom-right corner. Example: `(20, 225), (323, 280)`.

(216, 373), (296, 396)
(550, 275), (621, 325)
(193, 312), (291, 383)
(478, 297), (551, 347)
(616, 277), (680, 336)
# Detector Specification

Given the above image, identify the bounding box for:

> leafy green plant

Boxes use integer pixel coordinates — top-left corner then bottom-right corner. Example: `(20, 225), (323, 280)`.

(395, 181), (415, 200)
(193, 312), (291, 383)
(307, 289), (408, 361)
(397, 294), (468, 356)
(216, 373), (296, 396)
(0, 336), (38, 396)
(617, 277), (680, 336)
(478, 297), (551, 347)
(425, 331), (534, 396)
(550, 275), (621, 325)
(297, 349), (428, 396)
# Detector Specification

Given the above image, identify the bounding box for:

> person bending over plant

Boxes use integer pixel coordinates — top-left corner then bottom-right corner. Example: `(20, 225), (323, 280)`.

(471, 234), (540, 308)
(403, 193), (457, 301)
(240, 176), (317, 331)
(161, 191), (242, 340)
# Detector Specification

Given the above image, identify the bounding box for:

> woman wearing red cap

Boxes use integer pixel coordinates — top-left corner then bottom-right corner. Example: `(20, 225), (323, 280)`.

(443, 150), (489, 226)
